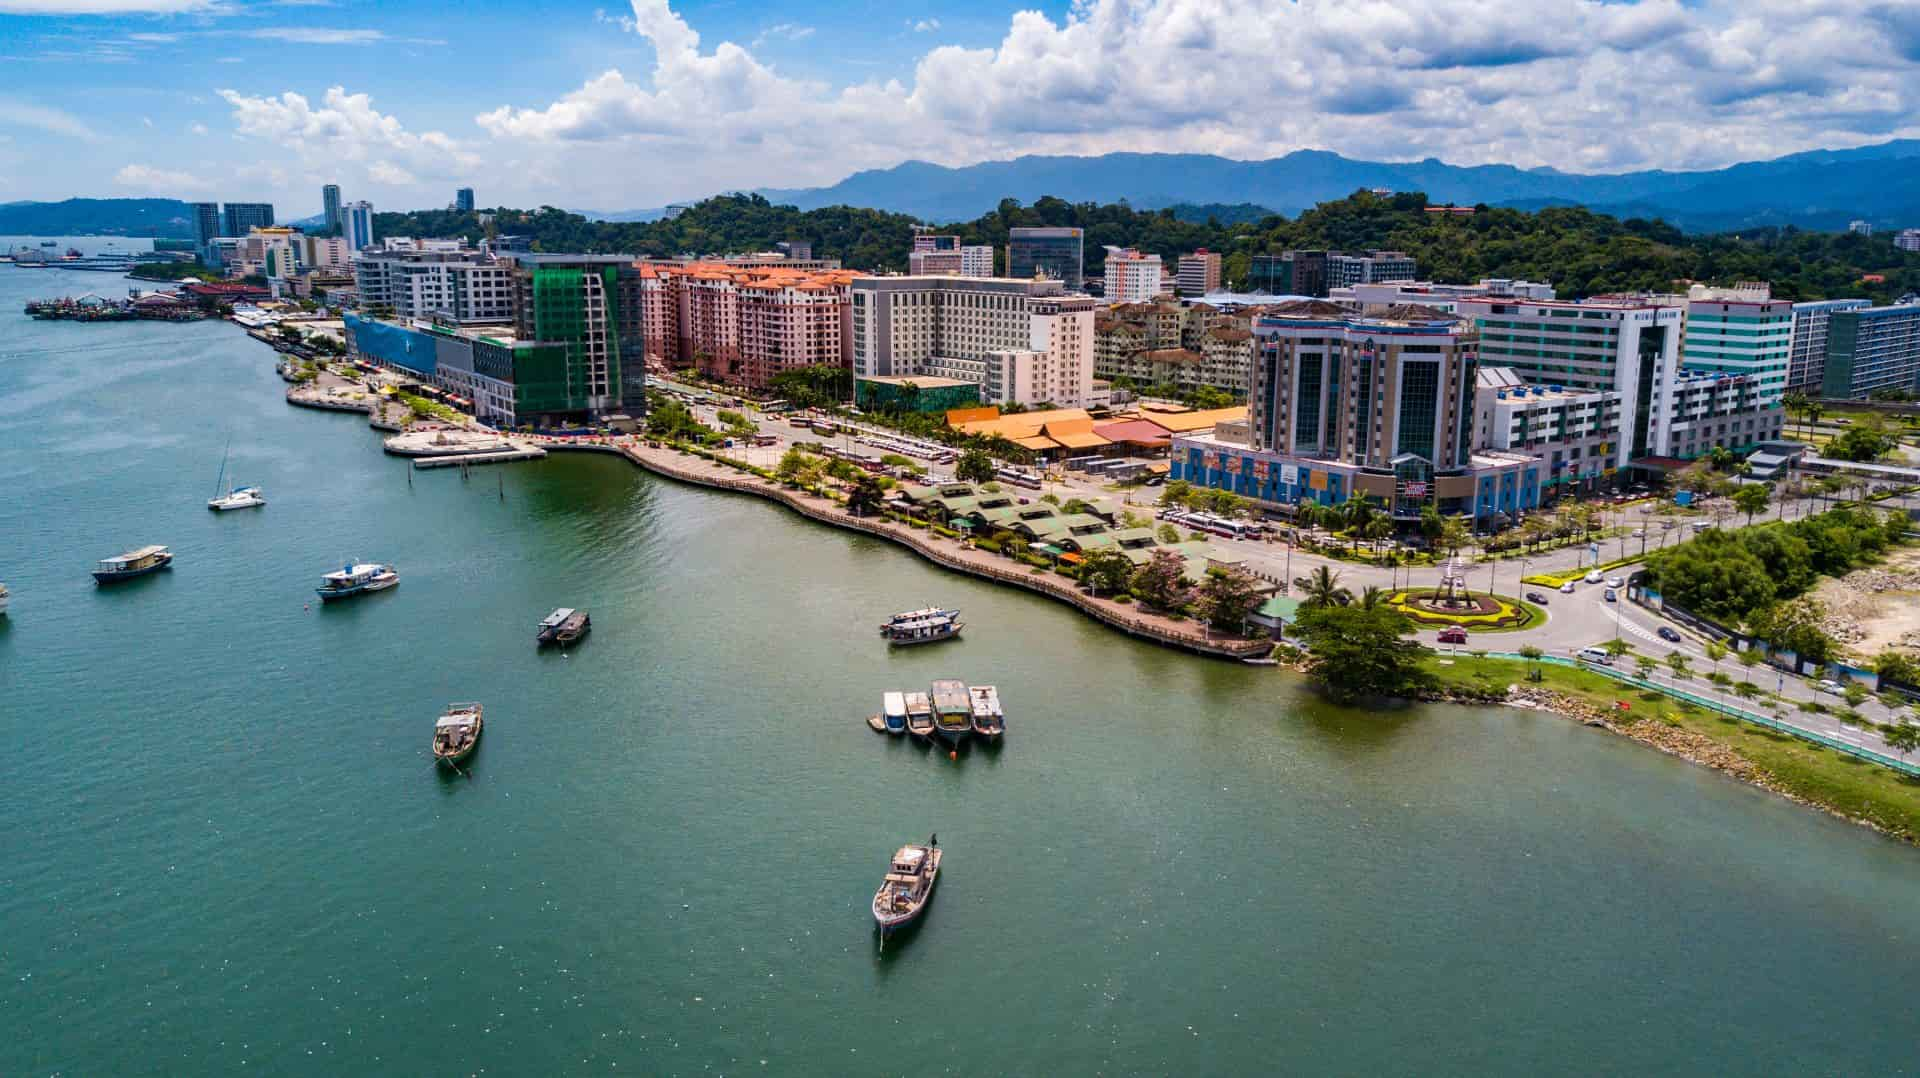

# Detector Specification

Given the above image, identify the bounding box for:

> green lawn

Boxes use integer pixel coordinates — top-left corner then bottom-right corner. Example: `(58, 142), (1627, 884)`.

(1425, 655), (1920, 842)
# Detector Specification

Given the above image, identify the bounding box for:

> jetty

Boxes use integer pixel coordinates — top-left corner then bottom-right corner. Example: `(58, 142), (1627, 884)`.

(413, 447), (547, 468)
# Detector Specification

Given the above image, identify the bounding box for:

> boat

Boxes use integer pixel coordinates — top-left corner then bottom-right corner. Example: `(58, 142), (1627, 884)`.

(872, 834), (942, 938)
(432, 702), (484, 766)
(866, 712), (888, 733)
(884, 612), (962, 646)
(878, 606), (958, 633)
(207, 436), (265, 510)
(0, 582), (9, 616)
(968, 685), (1004, 738)
(882, 691), (908, 735)
(536, 607), (590, 647)
(929, 679), (972, 743)
(93, 545), (173, 584)
(903, 691), (935, 738)
(315, 561), (398, 601)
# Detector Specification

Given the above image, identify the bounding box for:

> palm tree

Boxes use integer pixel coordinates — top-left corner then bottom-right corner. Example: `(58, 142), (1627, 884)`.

(1364, 517), (1394, 562)
(1783, 391), (1808, 436)
(1705, 640), (1728, 678)
(1357, 584), (1387, 610)
(1296, 565), (1352, 610)
(1666, 651), (1692, 680)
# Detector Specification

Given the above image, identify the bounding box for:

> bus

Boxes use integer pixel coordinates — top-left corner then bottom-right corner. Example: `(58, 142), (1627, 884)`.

(996, 467), (1043, 490)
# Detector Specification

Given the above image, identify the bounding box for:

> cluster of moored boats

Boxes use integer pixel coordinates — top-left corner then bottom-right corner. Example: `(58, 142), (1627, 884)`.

(866, 679), (1004, 742)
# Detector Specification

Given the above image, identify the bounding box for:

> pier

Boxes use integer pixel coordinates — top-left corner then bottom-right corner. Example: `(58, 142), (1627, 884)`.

(411, 447), (548, 468)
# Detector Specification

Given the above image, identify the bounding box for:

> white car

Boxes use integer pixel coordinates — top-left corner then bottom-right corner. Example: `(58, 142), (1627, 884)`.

(1559, 581), (1577, 594)
(1816, 679), (1847, 696)
(1605, 576), (1626, 588)
(1585, 570), (1605, 584)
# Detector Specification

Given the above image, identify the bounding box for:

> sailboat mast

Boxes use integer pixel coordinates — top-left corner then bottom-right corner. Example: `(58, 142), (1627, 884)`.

(212, 434), (232, 498)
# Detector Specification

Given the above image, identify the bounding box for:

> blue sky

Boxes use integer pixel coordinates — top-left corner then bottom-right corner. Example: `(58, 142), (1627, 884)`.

(2, 0), (1918, 217)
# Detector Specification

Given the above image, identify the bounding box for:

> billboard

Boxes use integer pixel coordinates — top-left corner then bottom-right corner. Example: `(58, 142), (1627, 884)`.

(1280, 463), (1299, 486)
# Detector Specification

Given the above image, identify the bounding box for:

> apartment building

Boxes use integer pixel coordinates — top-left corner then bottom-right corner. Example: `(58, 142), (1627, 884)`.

(1103, 248), (1163, 304)
(354, 243), (516, 324)
(1896, 229), (1920, 253)
(1474, 367), (1622, 496)
(1176, 250), (1222, 297)
(1095, 298), (1254, 395)
(508, 253), (646, 417)
(959, 245), (994, 277)
(1330, 278), (1556, 312)
(849, 275), (1098, 406)
(1822, 303), (1920, 399)
(1786, 298), (1872, 390)
(344, 201), (375, 253)
(638, 261), (856, 390)
(1680, 284), (1794, 408)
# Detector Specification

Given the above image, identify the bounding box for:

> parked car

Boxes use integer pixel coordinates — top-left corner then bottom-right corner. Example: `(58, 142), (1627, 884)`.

(1605, 576), (1626, 588)
(1559, 581), (1577, 594)
(1657, 626), (1682, 643)
(1816, 679), (1846, 696)
(1604, 589), (1617, 602)
(1438, 626), (1469, 644)
(1585, 570), (1605, 584)
(1525, 591), (1549, 604)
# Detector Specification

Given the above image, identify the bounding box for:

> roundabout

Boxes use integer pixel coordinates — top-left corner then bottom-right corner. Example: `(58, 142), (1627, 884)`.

(1386, 587), (1542, 632)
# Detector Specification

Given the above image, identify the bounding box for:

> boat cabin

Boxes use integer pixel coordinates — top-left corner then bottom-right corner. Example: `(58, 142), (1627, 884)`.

(890, 845), (929, 878)
(540, 607), (575, 631)
(99, 545), (168, 572)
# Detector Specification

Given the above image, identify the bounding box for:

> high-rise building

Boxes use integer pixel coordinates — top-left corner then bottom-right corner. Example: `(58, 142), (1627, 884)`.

(1327, 251), (1418, 290)
(1822, 304), (1920, 399)
(1005, 227), (1084, 290)
(1103, 248), (1163, 304)
(908, 250), (964, 275)
(1786, 299), (1872, 390)
(1680, 284), (1794, 408)
(1176, 250), (1222, 297)
(344, 201), (375, 253)
(1245, 250), (1327, 297)
(1896, 229), (1920, 252)
(354, 243), (515, 323)
(959, 245), (993, 277)
(190, 202), (221, 260)
(849, 275), (1098, 407)
(322, 184), (342, 234)
(221, 202), (274, 238)
(1849, 220), (1874, 236)
(508, 254), (645, 415)
(455, 187), (475, 213)
(637, 261), (856, 390)
(911, 231), (959, 253)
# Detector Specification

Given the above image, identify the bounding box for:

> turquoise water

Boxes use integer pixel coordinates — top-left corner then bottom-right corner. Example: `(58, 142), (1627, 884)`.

(5, 265), (1920, 1073)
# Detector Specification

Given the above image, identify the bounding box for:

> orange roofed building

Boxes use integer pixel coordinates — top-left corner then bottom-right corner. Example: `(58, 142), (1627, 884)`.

(638, 261), (859, 390)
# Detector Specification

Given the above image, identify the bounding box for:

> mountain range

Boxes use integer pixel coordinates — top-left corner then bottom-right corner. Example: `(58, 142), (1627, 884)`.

(749, 141), (1920, 231)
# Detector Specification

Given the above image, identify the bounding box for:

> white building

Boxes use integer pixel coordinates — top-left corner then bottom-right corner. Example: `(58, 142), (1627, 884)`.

(1176, 250), (1222, 297)
(1103, 248), (1163, 304)
(959, 245), (994, 277)
(354, 242), (514, 323)
(1849, 220), (1874, 236)
(1896, 229), (1920, 253)
(908, 250), (963, 275)
(297, 234), (351, 273)
(1473, 367), (1623, 494)
(1331, 278), (1556, 312)
(1327, 250), (1417, 290)
(1681, 283), (1794, 408)
(849, 275), (1098, 407)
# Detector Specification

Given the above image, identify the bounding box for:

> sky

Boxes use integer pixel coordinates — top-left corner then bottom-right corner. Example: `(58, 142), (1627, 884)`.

(2, 0), (1918, 218)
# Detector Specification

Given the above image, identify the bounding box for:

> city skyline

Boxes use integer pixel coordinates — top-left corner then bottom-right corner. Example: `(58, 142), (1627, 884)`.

(0, 0), (1918, 214)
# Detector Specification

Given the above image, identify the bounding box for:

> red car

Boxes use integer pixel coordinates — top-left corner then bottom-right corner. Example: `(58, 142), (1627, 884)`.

(1438, 626), (1469, 644)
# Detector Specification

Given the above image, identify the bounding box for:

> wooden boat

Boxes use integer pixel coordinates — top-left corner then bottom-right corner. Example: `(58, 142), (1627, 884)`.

(433, 702), (483, 766)
(968, 685), (1004, 738)
(882, 691), (908, 735)
(93, 545), (172, 584)
(930, 679), (972, 743)
(877, 606), (958, 633)
(903, 692), (935, 738)
(884, 613), (962, 646)
(865, 712), (888, 733)
(537, 607), (591, 647)
(872, 834), (942, 937)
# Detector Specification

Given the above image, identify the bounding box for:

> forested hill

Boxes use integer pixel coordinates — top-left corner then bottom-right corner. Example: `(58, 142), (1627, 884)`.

(376, 191), (1920, 303)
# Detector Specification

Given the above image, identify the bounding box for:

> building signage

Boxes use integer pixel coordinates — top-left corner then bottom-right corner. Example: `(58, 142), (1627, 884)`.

(1224, 456), (1242, 475)
(1403, 481), (1429, 497)
(1252, 459), (1270, 480)
(1308, 470), (1328, 491)
(1204, 451), (1221, 469)
(1280, 463), (1298, 486)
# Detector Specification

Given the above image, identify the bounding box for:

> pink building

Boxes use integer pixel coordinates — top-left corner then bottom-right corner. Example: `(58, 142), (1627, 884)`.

(639, 262), (856, 389)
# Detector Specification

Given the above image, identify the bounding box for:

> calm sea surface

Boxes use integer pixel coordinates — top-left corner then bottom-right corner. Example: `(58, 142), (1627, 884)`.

(4, 265), (1920, 1074)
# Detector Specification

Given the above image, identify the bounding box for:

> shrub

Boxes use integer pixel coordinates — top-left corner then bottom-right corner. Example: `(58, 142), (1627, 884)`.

(1114, 594), (1133, 604)
(972, 538), (1002, 555)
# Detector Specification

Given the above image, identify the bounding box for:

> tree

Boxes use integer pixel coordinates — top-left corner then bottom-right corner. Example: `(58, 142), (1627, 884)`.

(1874, 649), (1920, 690)
(1844, 681), (1870, 709)
(1195, 566), (1262, 631)
(1603, 637), (1632, 659)
(1079, 548), (1135, 597)
(1705, 640), (1729, 677)
(1635, 654), (1658, 680)
(1357, 585), (1387, 610)
(1062, 497), (1097, 517)
(1666, 651), (1692, 680)
(1364, 517), (1395, 561)
(1296, 565), (1352, 610)
(1646, 529), (1775, 622)
(846, 472), (886, 517)
(1885, 721), (1920, 759)
(1293, 604), (1434, 704)
(1418, 505), (1445, 547)
(1745, 598), (1834, 665)
(1737, 647), (1762, 671)
(1156, 523), (1182, 545)
(1159, 480), (1194, 508)
(1731, 483), (1770, 525)
(955, 448), (997, 485)
(1519, 644), (1545, 681)
(1130, 549), (1191, 612)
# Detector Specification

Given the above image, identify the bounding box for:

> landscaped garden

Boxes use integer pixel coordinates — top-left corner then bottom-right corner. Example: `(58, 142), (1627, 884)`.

(1386, 587), (1541, 632)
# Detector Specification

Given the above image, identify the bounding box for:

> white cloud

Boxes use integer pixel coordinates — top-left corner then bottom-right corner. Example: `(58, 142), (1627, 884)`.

(0, 0), (218, 11)
(115, 163), (208, 190)
(141, 115), (153, 127)
(219, 85), (478, 196)
(471, 0), (1920, 204)
(126, 32), (183, 42)
(246, 27), (384, 44)
(0, 98), (99, 141)
(751, 22), (813, 49)
(190, 122), (209, 134)
(911, 18), (939, 32)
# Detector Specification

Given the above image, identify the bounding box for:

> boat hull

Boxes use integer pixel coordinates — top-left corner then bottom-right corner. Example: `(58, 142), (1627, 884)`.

(317, 574), (398, 601)
(933, 723), (970, 744)
(885, 629), (961, 646)
(93, 559), (172, 584)
(208, 496), (265, 511)
(435, 742), (479, 766)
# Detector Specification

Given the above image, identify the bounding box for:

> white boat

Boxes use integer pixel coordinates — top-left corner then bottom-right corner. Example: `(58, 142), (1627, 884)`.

(882, 691), (908, 735)
(0, 582), (9, 616)
(878, 606), (959, 633)
(872, 835), (942, 938)
(206, 436), (265, 511)
(316, 561), (399, 601)
(968, 685), (1004, 738)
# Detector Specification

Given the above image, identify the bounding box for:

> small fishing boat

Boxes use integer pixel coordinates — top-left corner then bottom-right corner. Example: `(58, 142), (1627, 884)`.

(872, 834), (942, 938)
(884, 612), (962, 646)
(432, 702), (484, 766)
(93, 545), (172, 584)
(316, 561), (398, 601)
(0, 581), (9, 616)
(865, 712), (888, 733)
(878, 606), (958, 633)
(882, 691), (908, 735)
(930, 679), (972, 743)
(206, 436), (265, 511)
(536, 607), (591, 647)
(968, 685), (1004, 739)
(903, 691), (935, 738)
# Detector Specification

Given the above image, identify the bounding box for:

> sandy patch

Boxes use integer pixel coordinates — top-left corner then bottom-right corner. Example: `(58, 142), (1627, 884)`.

(1812, 546), (1920, 656)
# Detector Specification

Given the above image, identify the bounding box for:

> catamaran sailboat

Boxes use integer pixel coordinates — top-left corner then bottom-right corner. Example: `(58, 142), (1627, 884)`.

(207, 436), (265, 511)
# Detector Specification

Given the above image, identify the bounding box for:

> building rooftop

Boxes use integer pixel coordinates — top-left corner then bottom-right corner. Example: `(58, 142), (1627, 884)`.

(859, 375), (979, 389)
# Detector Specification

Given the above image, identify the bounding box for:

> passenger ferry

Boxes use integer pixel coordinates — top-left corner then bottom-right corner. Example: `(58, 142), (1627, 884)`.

(929, 679), (972, 743)
(878, 606), (959, 633)
(93, 545), (173, 584)
(315, 561), (398, 601)
(884, 612), (962, 646)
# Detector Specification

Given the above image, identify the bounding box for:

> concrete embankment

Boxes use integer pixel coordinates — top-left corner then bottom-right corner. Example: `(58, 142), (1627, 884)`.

(539, 439), (1271, 661)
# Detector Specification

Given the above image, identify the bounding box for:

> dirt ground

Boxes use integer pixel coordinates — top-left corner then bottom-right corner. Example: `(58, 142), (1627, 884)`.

(1813, 546), (1920, 657)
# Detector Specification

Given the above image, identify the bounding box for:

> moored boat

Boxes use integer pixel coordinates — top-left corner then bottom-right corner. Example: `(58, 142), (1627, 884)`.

(316, 561), (398, 601)
(433, 702), (484, 766)
(536, 607), (591, 647)
(930, 679), (972, 743)
(0, 581), (9, 616)
(903, 692), (935, 738)
(866, 712), (888, 733)
(968, 685), (1004, 738)
(884, 612), (962, 646)
(93, 545), (172, 584)
(882, 691), (908, 735)
(209, 486), (266, 511)
(872, 834), (942, 937)
(878, 606), (958, 633)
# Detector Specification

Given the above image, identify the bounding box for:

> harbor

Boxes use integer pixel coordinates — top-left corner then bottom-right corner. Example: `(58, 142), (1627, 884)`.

(8, 268), (1920, 1073)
